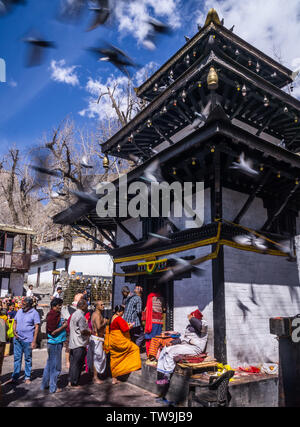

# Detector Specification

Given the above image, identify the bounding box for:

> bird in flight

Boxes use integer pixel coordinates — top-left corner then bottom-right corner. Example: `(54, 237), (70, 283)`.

(87, 0), (111, 30)
(158, 257), (204, 284)
(230, 152), (259, 177)
(88, 42), (138, 76)
(23, 36), (56, 67)
(143, 17), (172, 50)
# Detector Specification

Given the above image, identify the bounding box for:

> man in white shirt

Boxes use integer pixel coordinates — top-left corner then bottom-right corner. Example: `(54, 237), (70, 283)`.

(52, 287), (64, 300)
(26, 285), (34, 297)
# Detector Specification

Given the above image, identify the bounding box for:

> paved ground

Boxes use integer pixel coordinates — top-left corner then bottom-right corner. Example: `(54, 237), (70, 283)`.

(0, 349), (164, 407)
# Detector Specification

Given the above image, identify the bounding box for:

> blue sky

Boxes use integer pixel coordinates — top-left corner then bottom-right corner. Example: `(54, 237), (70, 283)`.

(0, 0), (300, 156)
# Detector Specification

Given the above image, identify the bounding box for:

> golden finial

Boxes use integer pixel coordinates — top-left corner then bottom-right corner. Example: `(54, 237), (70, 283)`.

(204, 8), (221, 27)
(207, 66), (219, 90)
(103, 154), (110, 169)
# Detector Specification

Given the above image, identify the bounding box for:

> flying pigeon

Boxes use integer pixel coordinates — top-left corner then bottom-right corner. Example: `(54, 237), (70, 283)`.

(233, 234), (267, 251)
(140, 160), (163, 184)
(192, 111), (207, 129)
(143, 18), (172, 50)
(147, 18), (172, 35)
(70, 189), (98, 205)
(88, 42), (138, 76)
(39, 247), (64, 260)
(230, 153), (259, 177)
(158, 257), (204, 284)
(87, 0), (110, 31)
(237, 299), (251, 321)
(142, 226), (171, 248)
(24, 36), (56, 67)
(80, 155), (93, 168)
(30, 165), (61, 179)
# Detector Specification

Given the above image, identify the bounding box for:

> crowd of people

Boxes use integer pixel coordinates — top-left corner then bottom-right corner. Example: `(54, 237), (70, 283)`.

(0, 283), (208, 397)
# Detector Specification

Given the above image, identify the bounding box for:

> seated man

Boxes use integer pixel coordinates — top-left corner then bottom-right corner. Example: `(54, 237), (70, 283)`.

(147, 332), (179, 363)
(156, 310), (208, 385)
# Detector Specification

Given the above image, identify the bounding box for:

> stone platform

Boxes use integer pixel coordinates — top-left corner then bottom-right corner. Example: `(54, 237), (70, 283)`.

(127, 359), (279, 407)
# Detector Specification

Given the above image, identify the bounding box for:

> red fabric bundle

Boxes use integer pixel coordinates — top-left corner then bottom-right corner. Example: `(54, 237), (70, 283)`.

(175, 353), (207, 364)
(238, 366), (261, 374)
(191, 310), (203, 320)
(145, 292), (161, 334)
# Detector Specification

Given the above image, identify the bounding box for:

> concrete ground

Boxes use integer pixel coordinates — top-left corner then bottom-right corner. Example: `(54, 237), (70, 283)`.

(0, 349), (164, 408)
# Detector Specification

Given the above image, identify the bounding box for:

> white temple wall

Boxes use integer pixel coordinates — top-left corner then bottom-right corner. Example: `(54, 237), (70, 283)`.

(172, 246), (214, 357)
(28, 253), (113, 289)
(223, 187), (300, 366)
(223, 237), (300, 367)
(222, 187), (267, 230)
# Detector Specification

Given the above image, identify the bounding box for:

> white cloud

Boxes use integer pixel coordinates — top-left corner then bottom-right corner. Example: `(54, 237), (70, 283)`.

(50, 59), (80, 86)
(195, 0), (300, 98)
(114, 0), (182, 48)
(79, 62), (158, 120)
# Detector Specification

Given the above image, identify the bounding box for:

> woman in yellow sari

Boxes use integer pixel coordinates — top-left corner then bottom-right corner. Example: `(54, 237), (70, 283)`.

(104, 305), (141, 384)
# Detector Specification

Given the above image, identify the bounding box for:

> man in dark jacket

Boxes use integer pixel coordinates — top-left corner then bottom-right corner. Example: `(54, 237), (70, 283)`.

(41, 298), (67, 393)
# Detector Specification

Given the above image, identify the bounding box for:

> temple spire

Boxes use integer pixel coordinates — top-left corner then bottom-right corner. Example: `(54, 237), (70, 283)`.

(204, 8), (222, 27)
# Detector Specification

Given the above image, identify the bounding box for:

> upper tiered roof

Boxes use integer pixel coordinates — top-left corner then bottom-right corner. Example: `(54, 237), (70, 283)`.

(136, 9), (293, 101)
(101, 9), (300, 159)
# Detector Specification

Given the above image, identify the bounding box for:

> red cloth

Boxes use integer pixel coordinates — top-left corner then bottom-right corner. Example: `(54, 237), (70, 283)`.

(145, 292), (161, 334)
(85, 312), (92, 331)
(238, 366), (260, 374)
(110, 316), (130, 333)
(191, 310), (203, 320)
(175, 353), (207, 364)
(46, 309), (60, 335)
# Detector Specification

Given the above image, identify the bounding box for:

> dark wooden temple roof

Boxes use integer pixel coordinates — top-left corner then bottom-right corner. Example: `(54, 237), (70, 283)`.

(54, 118), (300, 230)
(136, 17), (293, 101)
(102, 48), (300, 159)
(54, 10), (300, 239)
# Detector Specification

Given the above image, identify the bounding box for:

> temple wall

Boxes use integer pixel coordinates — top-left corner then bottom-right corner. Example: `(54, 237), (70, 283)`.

(222, 187), (267, 230)
(172, 246), (214, 357)
(223, 188), (300, 366)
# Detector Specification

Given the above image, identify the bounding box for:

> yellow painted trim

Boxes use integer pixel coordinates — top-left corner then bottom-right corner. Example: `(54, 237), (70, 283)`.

(113, 221), (288, 271)
(220, 239), (287, 257)
(114, 236), (218, 264)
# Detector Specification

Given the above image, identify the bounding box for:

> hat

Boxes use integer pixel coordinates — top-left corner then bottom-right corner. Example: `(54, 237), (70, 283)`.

(191, 309), (203, 320)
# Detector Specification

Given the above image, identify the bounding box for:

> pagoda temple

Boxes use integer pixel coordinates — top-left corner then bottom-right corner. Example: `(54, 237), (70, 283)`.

(54, 9), (300, 366)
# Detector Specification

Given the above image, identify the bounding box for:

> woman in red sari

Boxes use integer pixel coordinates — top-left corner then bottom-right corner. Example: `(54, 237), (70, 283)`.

(104, 305), (141, 384)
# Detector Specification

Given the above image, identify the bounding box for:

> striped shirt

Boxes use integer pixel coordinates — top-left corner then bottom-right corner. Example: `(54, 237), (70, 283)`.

(123, 295), (142, 327)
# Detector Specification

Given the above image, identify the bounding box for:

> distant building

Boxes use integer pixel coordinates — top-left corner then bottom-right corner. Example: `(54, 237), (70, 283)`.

(27, 230), (113, 292)
(0, 223), (35, 297)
